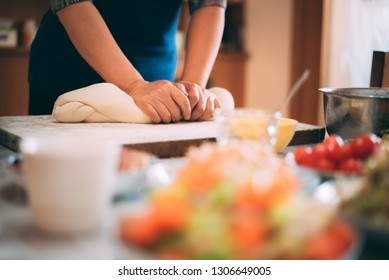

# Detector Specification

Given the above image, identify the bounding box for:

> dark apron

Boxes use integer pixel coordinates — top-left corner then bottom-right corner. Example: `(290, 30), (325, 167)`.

(28, 0), (182, 114)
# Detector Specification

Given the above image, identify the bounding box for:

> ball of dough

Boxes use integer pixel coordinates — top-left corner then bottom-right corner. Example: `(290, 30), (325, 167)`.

(208, 87), (235, 110)
(52, 83), (235, 123)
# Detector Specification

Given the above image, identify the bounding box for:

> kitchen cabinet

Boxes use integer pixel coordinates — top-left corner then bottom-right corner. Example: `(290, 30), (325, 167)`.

(0, 0), (47, 116)
(0, 48), (30, 116)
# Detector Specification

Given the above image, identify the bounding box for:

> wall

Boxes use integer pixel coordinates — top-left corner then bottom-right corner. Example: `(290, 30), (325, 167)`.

(322, 0), (389, 88)
(244, 0), (293, 117)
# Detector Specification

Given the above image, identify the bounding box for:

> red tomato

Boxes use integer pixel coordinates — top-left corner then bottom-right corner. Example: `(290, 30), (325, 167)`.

(338, 158), (363, 174)
(293, 147), (312, 165)
(323, 134), (344, 147)
(350, 134), (377, 160)
(338, 143), (354, 161)
(311, 143), (330, 160)
(300, 156), (316, 168)
(323, 135), (344, 163)
(326, 142), (343, 163)
(314, 158), (336, 172)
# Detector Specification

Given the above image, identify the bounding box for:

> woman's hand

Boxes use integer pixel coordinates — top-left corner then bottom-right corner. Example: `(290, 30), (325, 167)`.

(175, 81), (221, 121)
(127, 80), (191, 123)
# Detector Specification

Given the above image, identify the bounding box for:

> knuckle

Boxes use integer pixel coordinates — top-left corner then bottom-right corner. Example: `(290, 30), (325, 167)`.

(199, 102), (207, 112)
(159, 80), (169, 85)
(187, 84), (196, 91)
(161, 80), (172, 88)
(190, 93), (200, 102)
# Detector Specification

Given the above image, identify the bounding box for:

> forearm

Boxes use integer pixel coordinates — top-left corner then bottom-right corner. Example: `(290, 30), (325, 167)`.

(181, 6), (225, 88)
(57, 1), (143, 91)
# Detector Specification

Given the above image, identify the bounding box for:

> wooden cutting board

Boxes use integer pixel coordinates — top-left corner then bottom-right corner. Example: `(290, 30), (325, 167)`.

(0, 115), (325, 157)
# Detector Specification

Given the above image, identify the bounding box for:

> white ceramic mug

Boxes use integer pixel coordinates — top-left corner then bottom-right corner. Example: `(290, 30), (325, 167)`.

(20, 136), (120, 236)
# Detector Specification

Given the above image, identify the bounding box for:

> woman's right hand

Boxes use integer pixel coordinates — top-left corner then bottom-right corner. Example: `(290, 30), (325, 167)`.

(126, 80), (191, 123)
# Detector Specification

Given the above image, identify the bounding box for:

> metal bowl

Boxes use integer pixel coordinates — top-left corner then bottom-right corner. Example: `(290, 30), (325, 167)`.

(319, 87), (389, 140)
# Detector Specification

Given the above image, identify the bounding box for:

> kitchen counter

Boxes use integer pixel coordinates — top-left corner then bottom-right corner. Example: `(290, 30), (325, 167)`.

(1, 115), (388, 260)
(0, 115), (325, 157)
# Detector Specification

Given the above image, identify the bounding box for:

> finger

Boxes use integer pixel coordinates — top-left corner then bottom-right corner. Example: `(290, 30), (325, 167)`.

(165, 100), (183, 122)
(177, 81), (201, 110)
(169, 86), (191, 120)
(164, 98), (183, 123)
(157, 92), (182, 122)
(173, 84), (190, 120)
(146, 82), (182, 122)
(152, 100), (172, 124)
(198, 97), (214, 121)
(187, 85), (201, 110)
(141, 102), (161, 123)
(154, 89), (184, 122)
(173, 83), (188, 96)
(190, 93), (207, 121)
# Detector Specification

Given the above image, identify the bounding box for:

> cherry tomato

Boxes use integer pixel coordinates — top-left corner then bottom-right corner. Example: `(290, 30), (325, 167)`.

(322, 135), (344, 162)
(314, 158), (336, 172)
(323, 134), (344, 147)
(338, 143), (354, 161)
(327, 142), (344, 163)
(311, 143), (330, 160)
(338, 158), (363, 174)
(350, 134), (377, 160)
(293, 147), (312, 165)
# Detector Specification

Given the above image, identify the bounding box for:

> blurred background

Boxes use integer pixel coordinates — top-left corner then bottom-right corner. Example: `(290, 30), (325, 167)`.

(1, 0), (389, 126)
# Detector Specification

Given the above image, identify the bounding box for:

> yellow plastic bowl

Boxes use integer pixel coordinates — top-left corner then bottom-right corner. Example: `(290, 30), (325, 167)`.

(275, 118), (298, 152)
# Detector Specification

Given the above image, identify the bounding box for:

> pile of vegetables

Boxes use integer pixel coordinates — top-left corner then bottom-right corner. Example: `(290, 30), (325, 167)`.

(120, 142), (355, 259)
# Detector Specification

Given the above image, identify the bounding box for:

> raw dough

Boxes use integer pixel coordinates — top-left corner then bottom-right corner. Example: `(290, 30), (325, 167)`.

(52, 83), (235, 123)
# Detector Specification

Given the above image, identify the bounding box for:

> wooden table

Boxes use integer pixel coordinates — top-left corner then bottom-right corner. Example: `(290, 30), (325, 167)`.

(0, 115), (325, 157)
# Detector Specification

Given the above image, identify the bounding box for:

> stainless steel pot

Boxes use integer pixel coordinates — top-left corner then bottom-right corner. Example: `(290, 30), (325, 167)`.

(319, 87), (389, 140)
